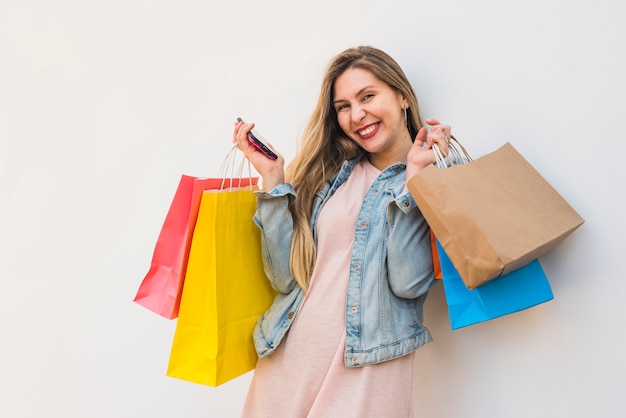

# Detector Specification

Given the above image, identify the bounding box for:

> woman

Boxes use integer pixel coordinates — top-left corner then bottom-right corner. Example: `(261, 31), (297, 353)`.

(233, 45), (451, 418)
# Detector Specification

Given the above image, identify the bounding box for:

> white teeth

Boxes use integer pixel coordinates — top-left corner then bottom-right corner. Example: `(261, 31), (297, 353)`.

(359, 124), (377, 136)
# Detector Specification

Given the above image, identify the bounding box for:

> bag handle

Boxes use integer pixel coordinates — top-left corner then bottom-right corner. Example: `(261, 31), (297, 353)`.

(218, 145), (254, 190)
(433, 136), (473, 168)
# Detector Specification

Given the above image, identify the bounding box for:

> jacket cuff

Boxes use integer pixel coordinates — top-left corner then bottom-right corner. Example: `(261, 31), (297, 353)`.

(393, 188), (417, 214)
(255, 183), (296, 199)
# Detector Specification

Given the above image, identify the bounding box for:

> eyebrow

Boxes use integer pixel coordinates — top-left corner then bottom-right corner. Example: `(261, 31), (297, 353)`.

(333, 85), (377, 105)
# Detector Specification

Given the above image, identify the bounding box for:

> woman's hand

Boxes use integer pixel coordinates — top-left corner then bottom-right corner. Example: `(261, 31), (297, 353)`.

(406, 118), (451, 180)
(233, 120), (285, 190)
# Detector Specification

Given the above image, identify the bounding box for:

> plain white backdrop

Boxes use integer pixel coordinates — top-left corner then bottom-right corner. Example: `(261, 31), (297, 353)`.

(1, 0), (624, 417)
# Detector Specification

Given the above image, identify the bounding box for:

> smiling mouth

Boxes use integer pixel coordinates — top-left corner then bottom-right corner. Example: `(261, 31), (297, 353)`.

(357, 123), (379, 138)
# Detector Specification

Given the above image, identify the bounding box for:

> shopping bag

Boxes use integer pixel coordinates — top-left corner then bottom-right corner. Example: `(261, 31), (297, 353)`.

(166, 187), (277, 387)
(133, 175), (258, 319)
(431, 230), (442, 280)
(437, 241), (553, 330)
(408, 140), (584, 289)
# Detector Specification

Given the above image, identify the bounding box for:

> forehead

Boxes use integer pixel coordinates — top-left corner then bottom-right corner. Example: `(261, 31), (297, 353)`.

(333, 67), (386, 99)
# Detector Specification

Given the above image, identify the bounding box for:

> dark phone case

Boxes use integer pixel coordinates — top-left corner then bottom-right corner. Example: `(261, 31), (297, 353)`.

(247, 131), (278, 160)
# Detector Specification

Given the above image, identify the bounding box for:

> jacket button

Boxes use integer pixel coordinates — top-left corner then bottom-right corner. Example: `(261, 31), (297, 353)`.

(288, 311), (294, 319)
(403, 200), (410, 207)
(351, 357), (357, 363)
(351, 306), (357, 313)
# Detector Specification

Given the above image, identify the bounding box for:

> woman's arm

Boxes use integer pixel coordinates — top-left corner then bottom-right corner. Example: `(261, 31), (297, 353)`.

(254, 185), (299, 294)
(385, 193), (435, 299)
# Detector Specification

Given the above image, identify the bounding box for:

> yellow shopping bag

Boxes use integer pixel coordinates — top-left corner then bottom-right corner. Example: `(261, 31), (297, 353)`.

(166, 187), (277, 387)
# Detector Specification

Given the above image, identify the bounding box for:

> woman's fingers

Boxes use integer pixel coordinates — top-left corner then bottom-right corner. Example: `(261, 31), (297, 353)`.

(425, 119), (451, 138)
(232, 120), (257, 157)
(424, 119), (451, 155)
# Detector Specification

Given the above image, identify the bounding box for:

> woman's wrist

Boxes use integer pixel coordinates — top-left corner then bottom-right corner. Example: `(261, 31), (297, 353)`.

(260, 174), (284, 191)
(405, 161), (432, 181)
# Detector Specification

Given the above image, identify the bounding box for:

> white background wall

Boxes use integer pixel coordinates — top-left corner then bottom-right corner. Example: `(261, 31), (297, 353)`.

(1, 0), (623, 417)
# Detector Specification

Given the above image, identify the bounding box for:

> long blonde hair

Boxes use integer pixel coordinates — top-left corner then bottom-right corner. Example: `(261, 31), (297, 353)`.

(285, 46), (424, 291)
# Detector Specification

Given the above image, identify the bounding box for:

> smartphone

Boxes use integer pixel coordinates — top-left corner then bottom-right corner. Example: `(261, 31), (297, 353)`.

(236, 117), (278, 160)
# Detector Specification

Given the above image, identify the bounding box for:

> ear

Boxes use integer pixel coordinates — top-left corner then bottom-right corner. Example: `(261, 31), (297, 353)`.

(400, 95), (409, 110)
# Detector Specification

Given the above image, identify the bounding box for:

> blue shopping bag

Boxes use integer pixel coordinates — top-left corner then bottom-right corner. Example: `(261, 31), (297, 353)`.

(436, 241), (554, 330)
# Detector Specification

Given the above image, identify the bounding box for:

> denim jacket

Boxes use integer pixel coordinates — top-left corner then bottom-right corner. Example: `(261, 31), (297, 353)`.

(252, 156), (435, 367)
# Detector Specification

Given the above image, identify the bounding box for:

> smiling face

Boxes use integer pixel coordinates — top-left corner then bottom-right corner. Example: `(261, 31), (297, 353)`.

(332, 67), (412, 170)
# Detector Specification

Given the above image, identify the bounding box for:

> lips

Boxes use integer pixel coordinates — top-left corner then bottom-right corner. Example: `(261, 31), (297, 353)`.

(356, 123), (379, 139)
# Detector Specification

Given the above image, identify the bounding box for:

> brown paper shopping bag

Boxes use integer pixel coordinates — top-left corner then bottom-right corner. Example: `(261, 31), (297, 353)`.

(408, 141), (584, 289)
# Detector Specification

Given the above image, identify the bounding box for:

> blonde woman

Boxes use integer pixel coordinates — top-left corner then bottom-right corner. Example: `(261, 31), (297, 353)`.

(233, 45), (451, 418)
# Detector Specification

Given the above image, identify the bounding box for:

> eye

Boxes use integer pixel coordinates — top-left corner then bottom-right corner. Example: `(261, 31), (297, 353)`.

(362, 93), (374, 102)
(336, 103), (350, 112)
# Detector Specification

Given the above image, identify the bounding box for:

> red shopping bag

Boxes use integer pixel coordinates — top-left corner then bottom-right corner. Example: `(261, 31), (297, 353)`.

(431, 230), (442, 280)
(134, 174), (258, 319)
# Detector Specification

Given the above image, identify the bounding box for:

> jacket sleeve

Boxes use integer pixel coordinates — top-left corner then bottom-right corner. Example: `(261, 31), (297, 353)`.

(385, 190), (435, 299)
(253, 183), (299, 294)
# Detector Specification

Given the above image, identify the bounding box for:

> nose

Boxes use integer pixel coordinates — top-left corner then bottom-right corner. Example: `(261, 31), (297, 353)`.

(351, 104), (366, 122)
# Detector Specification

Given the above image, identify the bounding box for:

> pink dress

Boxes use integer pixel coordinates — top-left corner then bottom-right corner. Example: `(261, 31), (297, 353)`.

(241, 159), (415, 418)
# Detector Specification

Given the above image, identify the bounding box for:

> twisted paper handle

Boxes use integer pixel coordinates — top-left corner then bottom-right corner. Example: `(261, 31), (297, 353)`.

(433, 136), (473, 168)
(218, 145), (254, 190)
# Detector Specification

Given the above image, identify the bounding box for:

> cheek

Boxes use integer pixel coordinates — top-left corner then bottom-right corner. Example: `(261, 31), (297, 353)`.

(336, 112), (351, 135)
